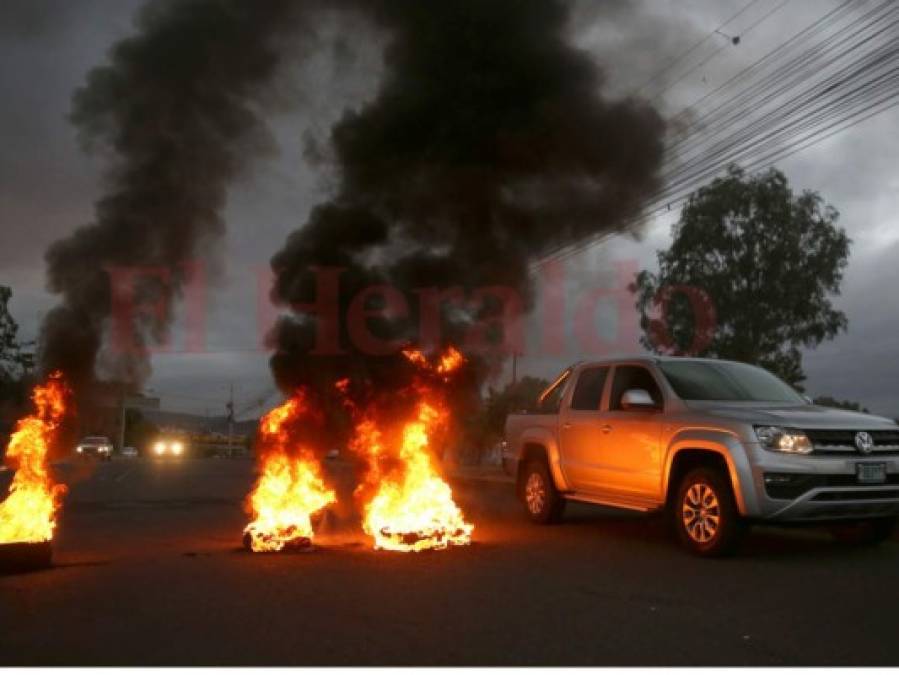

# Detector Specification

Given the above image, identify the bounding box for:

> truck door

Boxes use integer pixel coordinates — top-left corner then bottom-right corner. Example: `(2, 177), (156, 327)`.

(598, 365), (665, 501)
(558, 366), (611, 492)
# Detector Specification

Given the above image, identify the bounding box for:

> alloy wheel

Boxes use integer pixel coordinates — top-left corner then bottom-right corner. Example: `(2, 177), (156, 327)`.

(525, 472), (546, 515)
(682, 482), (720, 543)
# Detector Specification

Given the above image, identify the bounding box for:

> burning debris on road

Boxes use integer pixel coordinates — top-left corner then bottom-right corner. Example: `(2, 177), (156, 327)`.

(243, 393), (336, 553)
(343, 347), (474, 552)
(244, 346), (474, 553)
(356, 400), (473, 552)
(0, 373), (70, 572)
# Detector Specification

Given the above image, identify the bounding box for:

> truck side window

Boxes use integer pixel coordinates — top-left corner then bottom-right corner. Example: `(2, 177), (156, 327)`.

(609, 365), (663, 411)
(570, 367), (609, 411)
(537, 372), (570, 414)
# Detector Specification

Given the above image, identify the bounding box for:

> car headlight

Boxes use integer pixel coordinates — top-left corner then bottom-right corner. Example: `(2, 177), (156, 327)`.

(171, 442), (183, 455)
(754, 426), (813, 454)
(76, 445), (83, 453)
(154, 441), (166, 455)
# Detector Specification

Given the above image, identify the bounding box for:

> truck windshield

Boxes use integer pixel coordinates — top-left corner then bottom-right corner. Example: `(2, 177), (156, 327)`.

(658, 361), (804, 403)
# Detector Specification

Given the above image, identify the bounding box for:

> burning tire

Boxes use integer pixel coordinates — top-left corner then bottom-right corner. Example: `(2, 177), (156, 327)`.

(520, 459), (565, 524)
(242, 531), (311, 553)
(0, 541), (52, 575)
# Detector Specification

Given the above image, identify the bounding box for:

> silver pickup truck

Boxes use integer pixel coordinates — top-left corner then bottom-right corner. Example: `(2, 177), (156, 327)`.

(503, 356), (899, 556)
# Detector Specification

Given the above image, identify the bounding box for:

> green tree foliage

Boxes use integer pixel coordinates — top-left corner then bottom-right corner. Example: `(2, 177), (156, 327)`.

(0, 285), (34, 391)
(470, 376), (549, 452)
(632, 166), (850, 388)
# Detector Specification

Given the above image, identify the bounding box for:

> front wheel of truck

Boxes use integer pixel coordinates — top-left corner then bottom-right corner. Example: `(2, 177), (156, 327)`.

(672, 467), (745, 557)
(520, 460), (566, 524)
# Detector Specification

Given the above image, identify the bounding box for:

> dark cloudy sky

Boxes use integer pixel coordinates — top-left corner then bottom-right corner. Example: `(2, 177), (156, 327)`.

(2, 0), (897, 418)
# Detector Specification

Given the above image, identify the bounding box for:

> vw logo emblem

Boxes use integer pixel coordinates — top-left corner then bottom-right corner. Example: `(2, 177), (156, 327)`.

(855, 431), (875, 454)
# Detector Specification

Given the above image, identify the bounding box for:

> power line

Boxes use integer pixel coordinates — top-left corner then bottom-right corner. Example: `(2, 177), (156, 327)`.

(665, 0), (862, 150)
(634, 0), (768, 95)
(649, 0), (792, 104)
(535, 0), (899, 267)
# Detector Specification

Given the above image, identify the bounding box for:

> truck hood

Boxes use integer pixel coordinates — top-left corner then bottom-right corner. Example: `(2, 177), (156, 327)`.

(684, 401), (897, 429)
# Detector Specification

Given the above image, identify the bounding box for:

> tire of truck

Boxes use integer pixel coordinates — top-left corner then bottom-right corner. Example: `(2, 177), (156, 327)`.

(671, 466), (745, 557)
(520, 459), (566, 524)
(829, 516), (896, 546)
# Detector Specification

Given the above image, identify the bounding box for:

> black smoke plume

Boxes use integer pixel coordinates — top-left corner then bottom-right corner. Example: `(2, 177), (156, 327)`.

(269, 0), (666, 397)
(39, 0), (308, 395)
(37, 0), (665, 433)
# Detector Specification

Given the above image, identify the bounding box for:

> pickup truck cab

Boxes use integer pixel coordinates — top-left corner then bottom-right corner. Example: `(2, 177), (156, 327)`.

(503, 356), (899, 556)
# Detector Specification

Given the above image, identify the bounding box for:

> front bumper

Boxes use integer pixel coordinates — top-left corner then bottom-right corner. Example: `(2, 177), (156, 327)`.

(78, 448), (111, 458)
(747, 442), (899, 521)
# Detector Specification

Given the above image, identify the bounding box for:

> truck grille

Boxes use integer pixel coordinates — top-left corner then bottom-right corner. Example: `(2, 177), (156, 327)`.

(804, 429), (899, 455)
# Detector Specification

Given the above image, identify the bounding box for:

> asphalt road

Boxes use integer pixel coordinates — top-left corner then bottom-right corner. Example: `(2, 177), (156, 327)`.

(2, 457), (899, 666)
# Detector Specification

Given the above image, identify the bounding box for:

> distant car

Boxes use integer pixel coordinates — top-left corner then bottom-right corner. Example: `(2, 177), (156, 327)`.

(76, 436), (113, 462)
(122, 446), (139, 459)
(152, 437), (186, 458)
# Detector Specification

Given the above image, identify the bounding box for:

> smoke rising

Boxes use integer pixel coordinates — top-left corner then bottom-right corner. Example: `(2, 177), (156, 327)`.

(269, 0), (666, 395)
(39, 0), (309, 394)
(37, 0), (666, 417)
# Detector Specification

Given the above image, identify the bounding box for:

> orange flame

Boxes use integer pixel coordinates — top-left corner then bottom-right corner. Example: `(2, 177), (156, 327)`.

(243, 394), (335, 552)
(0, 372), (69, 544)
(348, 347), (473, 552)
(436, 346), (464, 377)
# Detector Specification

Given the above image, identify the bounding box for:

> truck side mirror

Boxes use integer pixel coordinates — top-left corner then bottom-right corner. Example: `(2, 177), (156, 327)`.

(621, 389), (659, 411)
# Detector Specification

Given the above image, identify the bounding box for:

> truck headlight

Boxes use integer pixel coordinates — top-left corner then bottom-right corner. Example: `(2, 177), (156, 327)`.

(154, 441), (166, 455)
(754, 426), (813, 454)
(76, 446), (83, 453)
(171, 442), (183, 455)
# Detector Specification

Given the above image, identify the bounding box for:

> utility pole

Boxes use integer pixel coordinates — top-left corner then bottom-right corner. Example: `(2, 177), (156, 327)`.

(226, 383), (234, 459)
(511, 351), (521, 387)
(118, 383), (127, 454)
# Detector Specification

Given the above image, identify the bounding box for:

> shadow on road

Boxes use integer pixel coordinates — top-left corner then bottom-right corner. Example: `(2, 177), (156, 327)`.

(546, 503), (892, 560)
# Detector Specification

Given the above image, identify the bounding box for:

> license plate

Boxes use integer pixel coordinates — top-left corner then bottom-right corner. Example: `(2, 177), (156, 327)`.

(856, 462), (887, 484)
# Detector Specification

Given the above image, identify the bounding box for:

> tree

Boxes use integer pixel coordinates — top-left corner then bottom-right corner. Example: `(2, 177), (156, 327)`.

(632, 165), (850, 388)
(0, 285), (34, 386)
(468, 376), (549, 455)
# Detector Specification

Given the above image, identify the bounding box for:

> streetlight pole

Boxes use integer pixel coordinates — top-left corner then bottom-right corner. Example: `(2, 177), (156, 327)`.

(118, 383), (127, 454)
(226, 383), (234, 458)
(512, 351), (521, 386)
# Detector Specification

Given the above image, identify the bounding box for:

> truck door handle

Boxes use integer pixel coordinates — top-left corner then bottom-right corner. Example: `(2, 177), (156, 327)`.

(600, 424), (612, 434)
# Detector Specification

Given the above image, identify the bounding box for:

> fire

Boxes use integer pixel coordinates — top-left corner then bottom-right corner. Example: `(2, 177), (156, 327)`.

(243, 394), (336, 552)
(347, 347), (474, 552)
(436, 346), (464, 377)
(0, 373), (69, 544)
